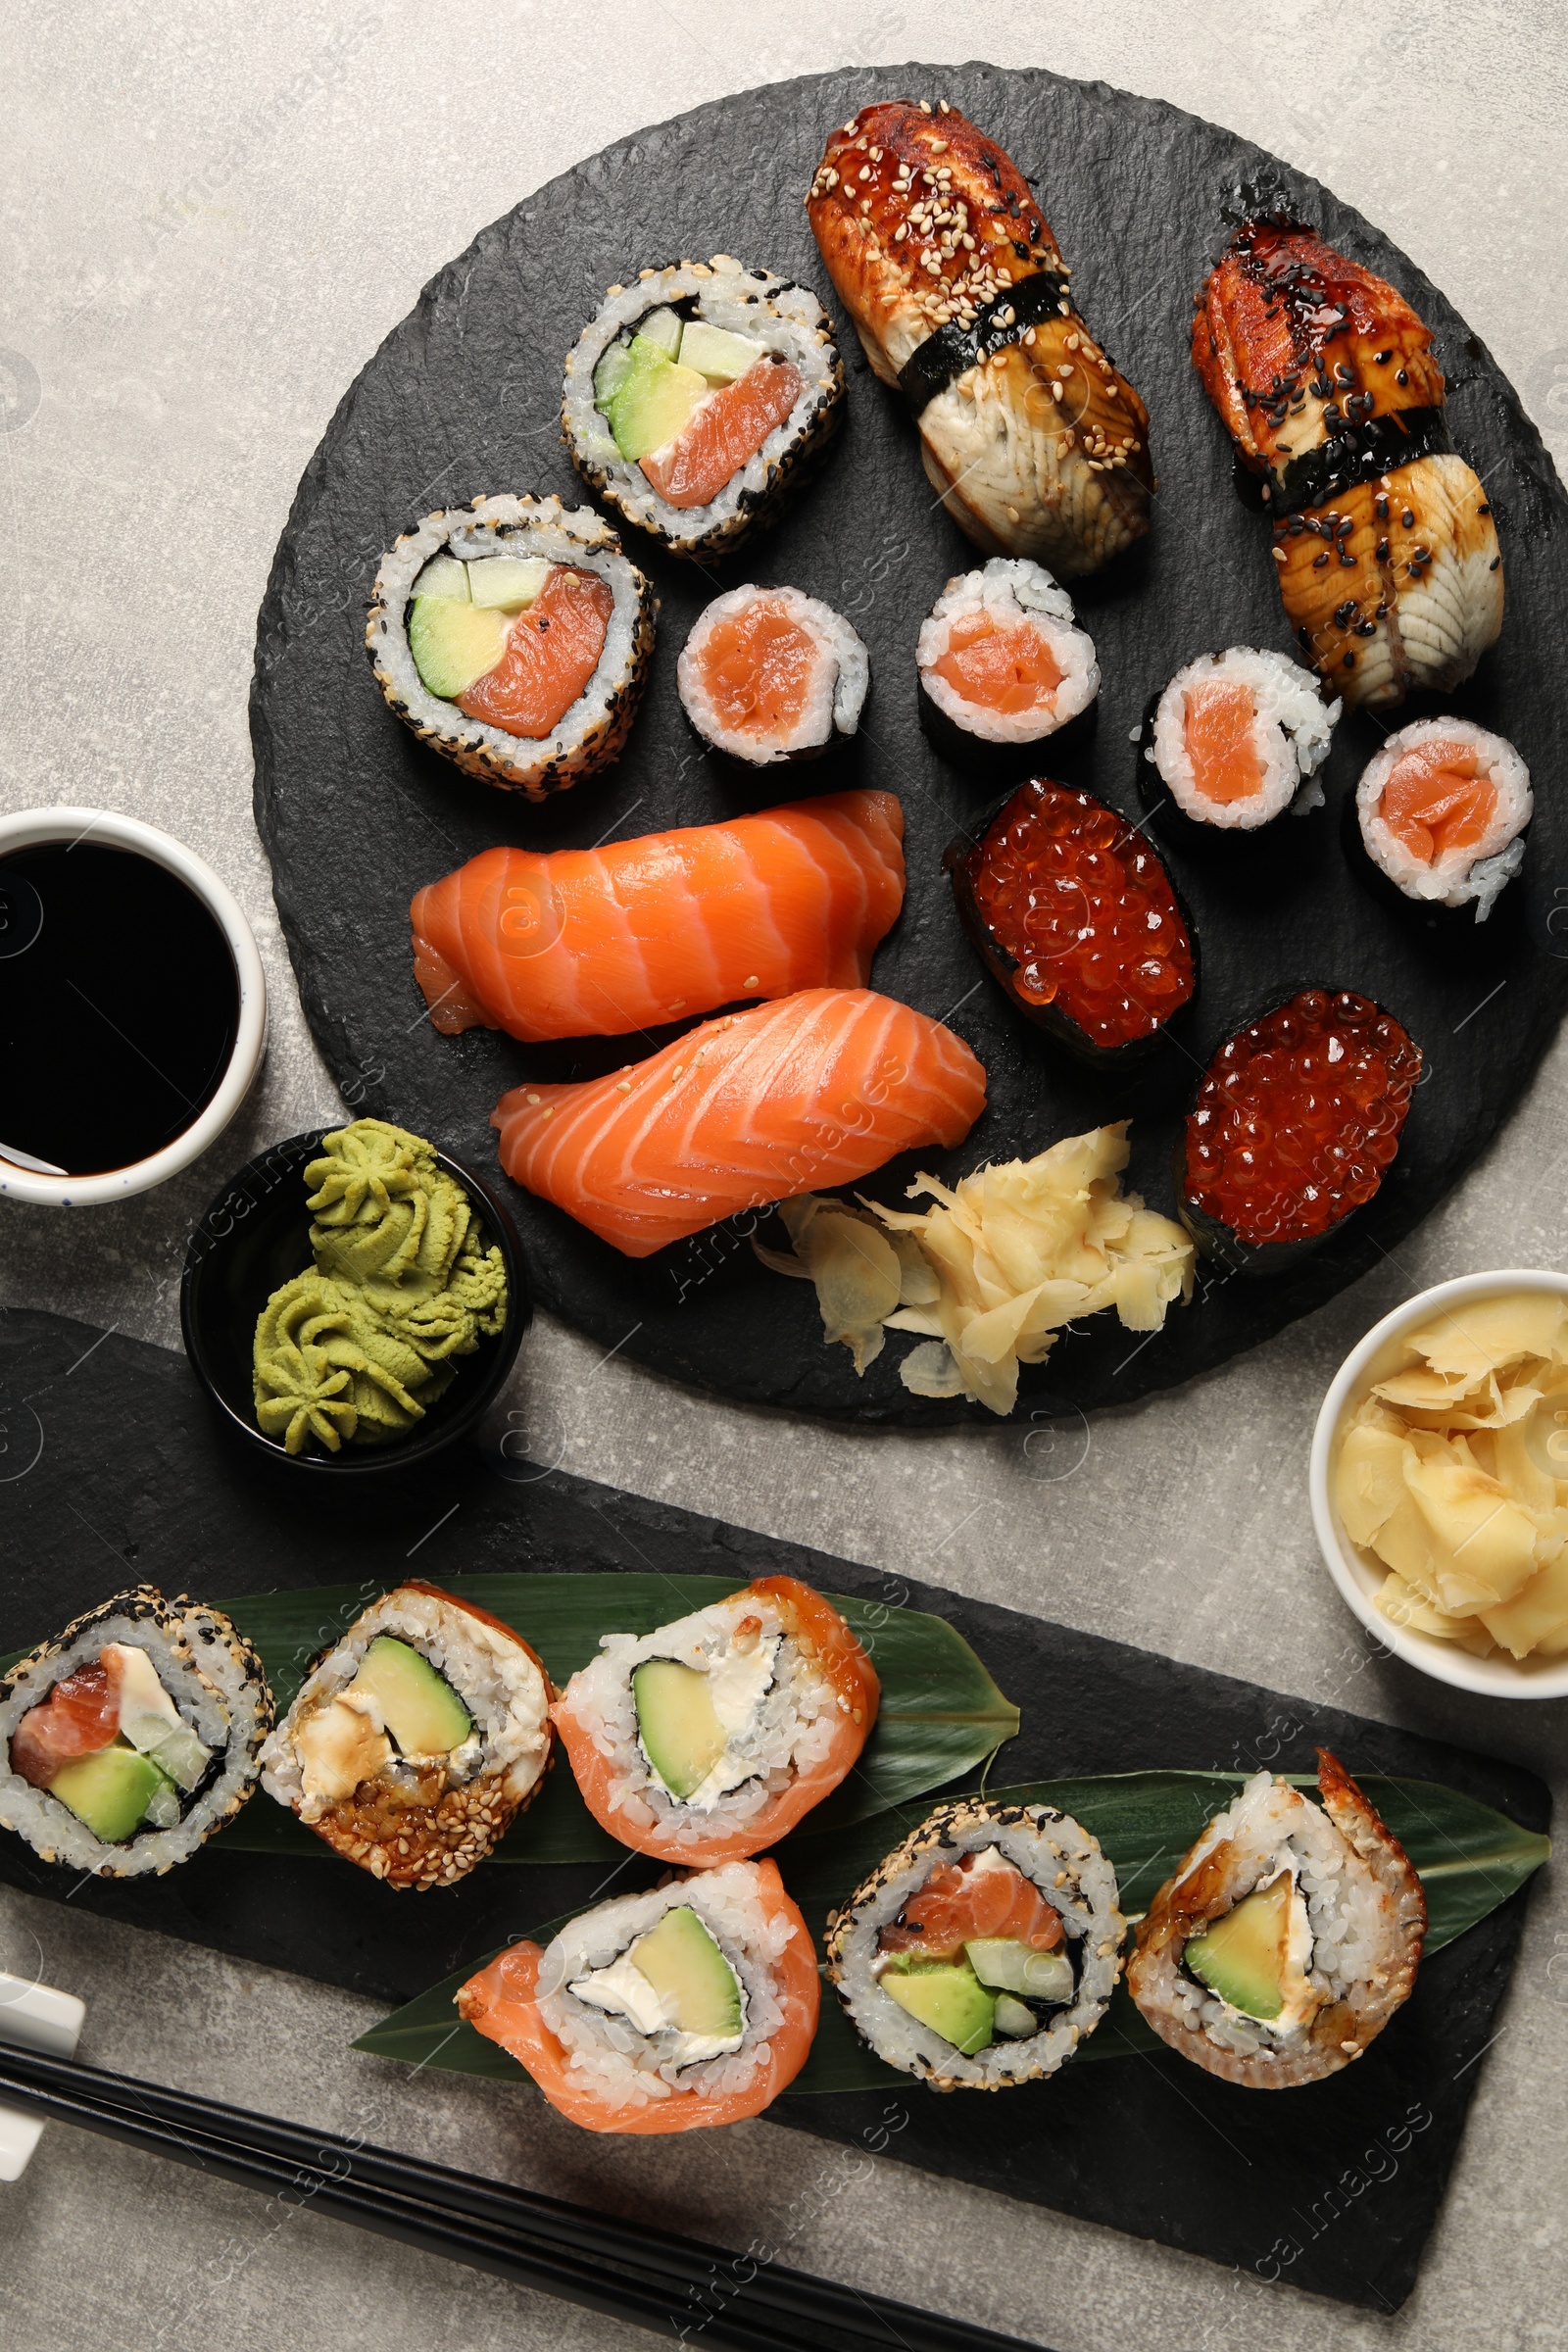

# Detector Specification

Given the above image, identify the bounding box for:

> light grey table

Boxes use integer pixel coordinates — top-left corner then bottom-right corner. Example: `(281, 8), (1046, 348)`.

(2, 7), (1566, 2347)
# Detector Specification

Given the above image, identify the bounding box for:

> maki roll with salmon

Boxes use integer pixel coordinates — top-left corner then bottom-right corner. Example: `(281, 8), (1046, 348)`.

(0, 1587), (271, 1878)
(1193, 215), (1502, 710)
(1127, 1750), (1426, 2087)
(676, 586), (868, 764)
(551, 1576), (878, 1864)
(824, 1798), (1124, 2088)
(563, 259), (844, 558)
(917, 560), (1099, 769)
(259, 1581), (553, 1888)
(1141, 648), (1339, 834)
(366, 496), (655, 800)
(808, 100), (1153, 575)
(1179, 988), (1422, 1274)
(945, 780), (1196, 1066)
(1356, 718), (1530, 922)
(456, 1859), (819, 2133)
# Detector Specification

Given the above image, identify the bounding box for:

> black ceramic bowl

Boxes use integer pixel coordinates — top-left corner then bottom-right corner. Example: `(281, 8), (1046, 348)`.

(180, 1127), (530, 1474)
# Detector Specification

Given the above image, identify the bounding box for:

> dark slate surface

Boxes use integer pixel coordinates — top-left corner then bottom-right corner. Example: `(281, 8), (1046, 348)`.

(249, 61), (1568, 1426)
(0, 1306), (1549, 2309)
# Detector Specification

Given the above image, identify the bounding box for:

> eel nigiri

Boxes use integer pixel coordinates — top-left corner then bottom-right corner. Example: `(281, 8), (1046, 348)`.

(808, 100), (1153, 576)
(411, 790), (906, 1042)
(492, 986), (987, 1256)
(1193, 216), (1502, 709)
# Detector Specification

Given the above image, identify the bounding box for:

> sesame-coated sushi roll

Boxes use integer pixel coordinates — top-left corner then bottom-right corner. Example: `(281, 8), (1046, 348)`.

(1356, 717), (1530, 921)
(917, 560), (1099, 769)
(457, 1859), (819, 2133)
(0, 1586), (271, 1878)
(1127, 1750), (1426, 2087)
(1142, 648), (1339, 833)
(824, 1798), (1124, 2089)
(366, 496), (655, 800)
(552, 1576), (878, 1865)
(259, 1581), (553, 1888)
(563, 259), (844, 559)
(677, 585), (868, 765)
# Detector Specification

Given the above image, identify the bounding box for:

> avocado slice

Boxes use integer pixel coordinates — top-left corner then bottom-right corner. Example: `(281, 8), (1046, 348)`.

(636, 307), (684, 358)
(881, 1961), (997, 2056)
(1185, 1870), (1294, 2020)
(50, 1745), (172, 1843)
(411, 553), (470, 602)
(408, 594), (508, 700)
(346, 1636), (471, 1756)
(467, 556), (550, 612)
(964, 1937), (1074, 2007)
(631, 1657), (727, 1799)
(608, 337), (709, 464)
(630, 1905), (744, 2040)
(678, 320), (761, 382)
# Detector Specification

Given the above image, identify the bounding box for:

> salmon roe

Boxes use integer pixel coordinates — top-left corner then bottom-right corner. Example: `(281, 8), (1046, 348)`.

(968, 782), (1195, 1048)
(1185, 989), (1421, 1246)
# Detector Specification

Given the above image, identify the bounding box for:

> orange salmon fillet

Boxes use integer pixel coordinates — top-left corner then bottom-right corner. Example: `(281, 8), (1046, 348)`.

(457, 566), (612, 739)
(640, 360), (802, 509)
(1183, 679), (1264, 805)
(1380, 738), (1497, 860)
(881, 1851), (1065, 1959)
(692, 597), (820, 737)
(933, 617), (1062, 715)
(411, 791), (906, 1043)
(492, 986), (987, 1257)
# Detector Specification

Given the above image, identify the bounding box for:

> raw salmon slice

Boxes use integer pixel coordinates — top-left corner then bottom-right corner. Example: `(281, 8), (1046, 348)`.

(880, 1850), (1065, 1959)
(411, 791), (905, 1042)
(457, 565), (612, 739)
(1183, 679), (1265, 805)
(933, 615), (1063, 714)
(694, 597), (819, 736)
(491, 986), (987, 1257)
(640, 360), (802, 509)
(11, 1662), (121, 1788)
(1380, 737), (1498, 860)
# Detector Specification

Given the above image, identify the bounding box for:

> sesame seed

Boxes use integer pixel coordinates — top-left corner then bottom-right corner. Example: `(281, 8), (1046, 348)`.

(525, 1092), (541, 1104)
(615, 1080), (632, 1093)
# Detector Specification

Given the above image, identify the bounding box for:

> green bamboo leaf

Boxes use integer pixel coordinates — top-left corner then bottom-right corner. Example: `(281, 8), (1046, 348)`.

(352, 1769), (1547, 2096)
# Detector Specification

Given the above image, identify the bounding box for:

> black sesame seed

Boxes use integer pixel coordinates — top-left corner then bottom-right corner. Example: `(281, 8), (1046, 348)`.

(1401, 509), (1415, 526)
(1376, 537), (1391, 560)
(1344, 651), (1356, 666)
(1490, 555), (1500, 570)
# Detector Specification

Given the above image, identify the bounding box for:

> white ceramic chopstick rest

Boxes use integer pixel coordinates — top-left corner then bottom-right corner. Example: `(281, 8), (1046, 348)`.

(0, 1973), (85, 2180)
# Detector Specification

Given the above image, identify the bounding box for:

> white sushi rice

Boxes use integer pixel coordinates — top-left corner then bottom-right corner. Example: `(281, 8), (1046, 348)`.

(534, 1863), (794, 2110)
(916, 559), (1100, 744)
(676, 585), (868, 761)
(1150, 647), (1340, 829)
(562, 1590), (842, 1850)
(1356, 715), (1531, 917)
(826, 1800), (1125, 2089)
(260, 1585), (550, 1821)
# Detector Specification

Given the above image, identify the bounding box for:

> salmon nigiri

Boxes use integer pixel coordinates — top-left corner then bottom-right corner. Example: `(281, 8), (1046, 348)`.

(456, 1859), (819, 2133)
(492, 986), (987, 1256)
(411, 791), (905, 1042)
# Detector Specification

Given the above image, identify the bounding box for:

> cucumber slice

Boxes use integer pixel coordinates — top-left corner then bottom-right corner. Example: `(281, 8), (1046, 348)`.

(992, 1993), (1040, 2039)
(593, 339), (635, 409)
(964, 1938), (1074, 2006)
(411, 554), (470, 602)
(467, 557), (551, 612)
(636, 307), (683, 357)
(678, 320), (761, 382)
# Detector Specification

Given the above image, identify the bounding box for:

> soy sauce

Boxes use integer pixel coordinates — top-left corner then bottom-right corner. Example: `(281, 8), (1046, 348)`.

(0, 844), (240, 1176)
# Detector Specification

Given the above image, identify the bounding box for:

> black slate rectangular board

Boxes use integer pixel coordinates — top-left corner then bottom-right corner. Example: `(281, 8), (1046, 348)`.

(0, 1306), (1549, 2312)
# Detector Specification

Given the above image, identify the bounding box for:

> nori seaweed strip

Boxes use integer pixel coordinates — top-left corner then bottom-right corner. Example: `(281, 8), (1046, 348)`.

(1263, 405), (1449, 515)
(897, 271), (1070, 416)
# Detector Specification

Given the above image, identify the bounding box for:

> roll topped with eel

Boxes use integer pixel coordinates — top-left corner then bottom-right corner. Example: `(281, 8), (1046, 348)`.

(1193, 216), (1503, 709)
(808, 99), (1153, 576)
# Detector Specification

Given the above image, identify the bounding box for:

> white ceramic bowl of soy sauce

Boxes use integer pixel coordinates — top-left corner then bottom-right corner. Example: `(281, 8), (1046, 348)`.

(0, 808), (268, 1206)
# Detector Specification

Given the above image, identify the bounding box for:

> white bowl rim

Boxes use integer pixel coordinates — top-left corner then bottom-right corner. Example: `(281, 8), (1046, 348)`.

(0, 807), (268, 1208)
(1309, 1266), (1568, 1702)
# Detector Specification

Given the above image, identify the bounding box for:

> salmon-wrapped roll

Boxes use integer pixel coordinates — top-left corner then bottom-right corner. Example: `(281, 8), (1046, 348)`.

(1193, 216), (1502, 710)
(808, 100), (1153, 577)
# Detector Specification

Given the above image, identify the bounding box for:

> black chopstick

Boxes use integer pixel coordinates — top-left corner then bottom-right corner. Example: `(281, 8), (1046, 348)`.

(0, 2045), (1051, 2352)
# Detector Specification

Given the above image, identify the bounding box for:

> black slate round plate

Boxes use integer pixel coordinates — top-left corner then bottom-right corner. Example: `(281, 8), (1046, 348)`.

(251, 61), (1568, 1426)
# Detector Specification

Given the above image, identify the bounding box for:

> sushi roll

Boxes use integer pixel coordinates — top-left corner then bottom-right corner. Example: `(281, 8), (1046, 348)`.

(563, 259), (844, 559)
(551, 1575), (879, 1864)
(917, 560), (1099, 768)
(0, 1586), (271, 1878)
(365, 495), (655, 800)
(1179, 988), (1422, 1274)
(258, 1581), (553, 1888)
(1142, 648), (1339, 833)
(676, 586), (868, 764)
(824, 1798), (1124, 2090)
(1127, 1749), (1426, 2087)
(1356, 718), (1531, 921)
(456, 1859), (819, 2133)
(808, 103), (1153, 576)
(1193, 216), (1502, 710)
(945, 780), (1196, 1067)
